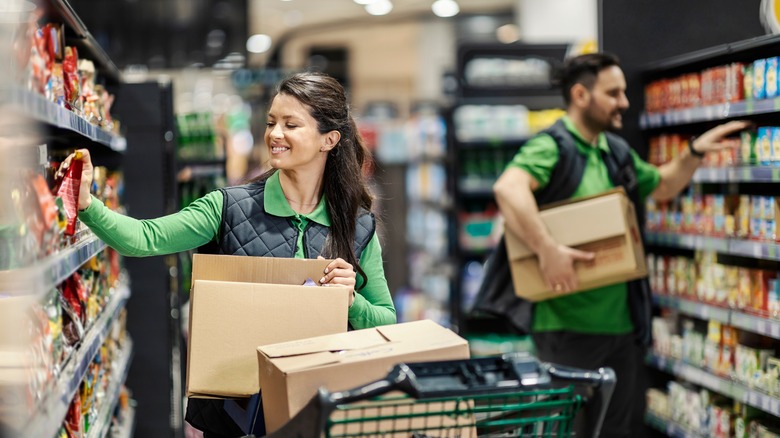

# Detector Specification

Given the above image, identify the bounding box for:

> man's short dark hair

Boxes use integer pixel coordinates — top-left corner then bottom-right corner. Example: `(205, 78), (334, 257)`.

(560, 52), (621, 105)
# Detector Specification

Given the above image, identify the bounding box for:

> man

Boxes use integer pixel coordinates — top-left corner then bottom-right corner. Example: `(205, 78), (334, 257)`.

(493, 52), (747, 437)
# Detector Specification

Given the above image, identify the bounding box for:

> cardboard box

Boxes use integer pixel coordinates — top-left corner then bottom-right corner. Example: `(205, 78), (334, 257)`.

(505, 189), (648, 301)
(256, 319), (470, 433)
(186, 254), (351, 398)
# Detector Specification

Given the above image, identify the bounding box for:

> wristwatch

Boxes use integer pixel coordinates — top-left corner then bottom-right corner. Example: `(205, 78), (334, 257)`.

(688, 136), (705, 158)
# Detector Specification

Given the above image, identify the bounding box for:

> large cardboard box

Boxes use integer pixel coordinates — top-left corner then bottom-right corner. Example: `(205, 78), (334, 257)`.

(256, 319), (470, 433)
(505, 189), (647, 301)
(186, 254), (351, 398)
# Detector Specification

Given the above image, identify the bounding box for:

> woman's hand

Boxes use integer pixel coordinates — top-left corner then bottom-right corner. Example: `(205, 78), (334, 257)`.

(57, 148), (94, 211)
(318, 256), (357, 307)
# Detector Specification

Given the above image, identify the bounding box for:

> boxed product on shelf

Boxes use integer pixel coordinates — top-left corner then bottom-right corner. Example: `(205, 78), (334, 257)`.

(458, 210), (502, 251)
(256, 319), (470, 433)
(504, 189), (647, 301)
(186, 254), (351, 398)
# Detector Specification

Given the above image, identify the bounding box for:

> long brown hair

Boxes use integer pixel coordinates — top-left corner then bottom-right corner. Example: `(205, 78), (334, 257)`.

(254, 72), (373, 288)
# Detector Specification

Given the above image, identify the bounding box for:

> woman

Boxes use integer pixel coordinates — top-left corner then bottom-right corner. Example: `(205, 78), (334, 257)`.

(62, 72), (396, 436)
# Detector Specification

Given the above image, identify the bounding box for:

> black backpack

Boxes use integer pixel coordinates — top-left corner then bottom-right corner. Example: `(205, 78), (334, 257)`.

(471, 119), (652, 345)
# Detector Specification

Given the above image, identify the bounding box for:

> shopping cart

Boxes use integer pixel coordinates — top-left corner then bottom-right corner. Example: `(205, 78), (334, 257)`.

(253, 352), (616, 437)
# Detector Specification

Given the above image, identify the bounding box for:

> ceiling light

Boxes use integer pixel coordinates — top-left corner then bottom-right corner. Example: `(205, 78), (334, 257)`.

(246, 34), (272, 54)
(365, 0), (392, 15)
(354, 0), (376, 5)
(432, 0), (459, 18)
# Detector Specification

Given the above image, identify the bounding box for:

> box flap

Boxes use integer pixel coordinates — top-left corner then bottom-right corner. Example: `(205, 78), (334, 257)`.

(261, 320), (468, 374)
(192, 254), (331, 286)
(375, 319), (448, 342)
(257, 327), (389, 359)
(506, 192), (629, 260)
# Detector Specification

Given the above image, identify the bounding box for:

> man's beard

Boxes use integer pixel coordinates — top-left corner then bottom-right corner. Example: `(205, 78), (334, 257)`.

(583, 107), (622, 133)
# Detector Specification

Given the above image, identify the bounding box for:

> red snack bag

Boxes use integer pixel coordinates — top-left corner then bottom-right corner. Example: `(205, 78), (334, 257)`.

(62, 47), (81, 110)
(56, 151), (84, 236)
(64, 392), (83, 438)
(32, 174), (58, 230)
(44, 23), (64, 62)
(62, 273), (87, 324)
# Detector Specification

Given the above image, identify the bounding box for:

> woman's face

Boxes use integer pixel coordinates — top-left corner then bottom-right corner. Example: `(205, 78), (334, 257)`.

(264, 93), (335, 172)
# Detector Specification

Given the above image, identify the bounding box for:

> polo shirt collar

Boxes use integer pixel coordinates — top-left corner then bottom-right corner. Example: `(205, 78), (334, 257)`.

(264, 171), (331, 226)
(561, 115), (610, 153)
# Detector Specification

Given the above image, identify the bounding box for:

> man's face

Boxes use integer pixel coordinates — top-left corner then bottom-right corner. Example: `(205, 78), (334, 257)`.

(583, 65), (630, 131)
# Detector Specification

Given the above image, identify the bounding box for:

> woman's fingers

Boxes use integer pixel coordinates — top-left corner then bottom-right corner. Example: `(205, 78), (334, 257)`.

(320, 257), (355, 286)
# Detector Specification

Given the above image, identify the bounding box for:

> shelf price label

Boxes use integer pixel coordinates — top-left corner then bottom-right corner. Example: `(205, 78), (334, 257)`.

(771, 322), (780, 339)
(772, 168), (780, 182)
(743, 168), (752, 181)
(753, 243), (763, 258)
(757, 319), (770, 336)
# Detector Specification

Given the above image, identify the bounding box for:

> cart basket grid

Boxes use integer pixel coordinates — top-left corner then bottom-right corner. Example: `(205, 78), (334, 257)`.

(262, 353), (616, 438)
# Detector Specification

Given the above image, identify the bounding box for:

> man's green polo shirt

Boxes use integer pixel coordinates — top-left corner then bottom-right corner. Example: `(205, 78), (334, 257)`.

(506, 116), (660, 334)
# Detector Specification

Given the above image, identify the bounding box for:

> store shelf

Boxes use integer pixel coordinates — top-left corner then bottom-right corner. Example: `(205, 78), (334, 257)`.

(458, 187), (496, 198)
(641, 34), (780, 79)
(653, 294), (780, 340)
(85, 337), (133, 438)
(8, 87), (126, 152)
(40, 232), (107, 290)
(43, 0), (122, 84)
(19, 285), (130, 438)
(645, 231), (780, 261)
(639, 97), (780, 129)
(408, 201), (454, 213)
(647, 354), (780, 417)
(645, 411), (703, 438)
(730, 312), (780, 340)
(459, 248), (491, 260)
(176, 158), (226, 168)
(113, 403), (136, 438)
(455, 95), (565, 110)
(653, 294), (730, 324)
(0, 231), (107, 295)
(692, 166), (780, 183)
(179, 163), (226, 179)
(455, 138), (530, 150)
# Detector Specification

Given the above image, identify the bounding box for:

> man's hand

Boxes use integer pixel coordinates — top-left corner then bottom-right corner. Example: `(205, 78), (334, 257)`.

(691, 120), (751, 155)
(538, 244), (595, 293)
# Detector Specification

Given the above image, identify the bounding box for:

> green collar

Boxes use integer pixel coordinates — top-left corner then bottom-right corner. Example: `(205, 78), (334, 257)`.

(561, 115), (610, 153)
(263, 171), (331, 226)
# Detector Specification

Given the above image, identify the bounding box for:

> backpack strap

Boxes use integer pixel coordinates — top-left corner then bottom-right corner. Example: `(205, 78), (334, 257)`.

(535, 119), (586, 205)
(602, 131), (640, 209)
(603, 131), (652, 346)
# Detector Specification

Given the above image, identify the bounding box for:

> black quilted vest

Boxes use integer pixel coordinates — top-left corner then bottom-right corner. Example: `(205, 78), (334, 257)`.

(185, 179), (376, 437)
(218, 179), (375, 259)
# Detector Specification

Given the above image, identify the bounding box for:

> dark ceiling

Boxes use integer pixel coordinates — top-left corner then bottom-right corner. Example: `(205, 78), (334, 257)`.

(66, 0), (248, 69)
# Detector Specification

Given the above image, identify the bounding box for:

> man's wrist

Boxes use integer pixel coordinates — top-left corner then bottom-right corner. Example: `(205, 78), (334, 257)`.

(688, 136), (705, 158)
